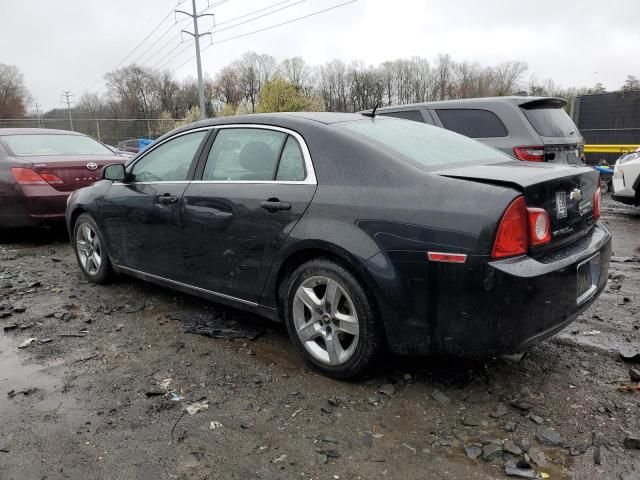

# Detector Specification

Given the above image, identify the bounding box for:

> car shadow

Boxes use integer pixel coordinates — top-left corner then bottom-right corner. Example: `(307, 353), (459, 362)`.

(0, 225), (69, 245)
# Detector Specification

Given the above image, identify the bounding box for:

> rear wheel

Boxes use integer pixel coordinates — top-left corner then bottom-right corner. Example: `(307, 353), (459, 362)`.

(283, 258), (383, 379)
(73, 213), (112, 284)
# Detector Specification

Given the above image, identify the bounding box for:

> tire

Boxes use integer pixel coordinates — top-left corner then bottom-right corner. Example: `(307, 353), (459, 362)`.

(283, 258), (383, 379)
(72, 213), (113, 284)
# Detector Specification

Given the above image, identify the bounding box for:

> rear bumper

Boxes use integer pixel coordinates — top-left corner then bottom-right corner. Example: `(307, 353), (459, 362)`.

(0, 185), (69, 228)
(362, 223), (612, 356)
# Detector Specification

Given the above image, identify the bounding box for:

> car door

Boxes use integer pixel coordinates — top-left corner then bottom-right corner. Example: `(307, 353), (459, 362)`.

(101, 128), (210, 280)
(181, 125), (317, 303)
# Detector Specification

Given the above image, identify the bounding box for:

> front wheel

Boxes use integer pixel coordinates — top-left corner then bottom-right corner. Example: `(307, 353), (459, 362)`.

(283, 259), (383, 379)
(73, 213), (113, 284)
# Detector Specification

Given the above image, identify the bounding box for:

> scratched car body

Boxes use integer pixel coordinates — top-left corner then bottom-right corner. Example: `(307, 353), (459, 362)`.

(0, 128), (125, 228)
(66, 113), (611, 378)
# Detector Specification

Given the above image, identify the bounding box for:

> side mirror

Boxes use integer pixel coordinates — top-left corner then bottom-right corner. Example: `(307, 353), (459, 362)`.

(103, 163), (126, 181)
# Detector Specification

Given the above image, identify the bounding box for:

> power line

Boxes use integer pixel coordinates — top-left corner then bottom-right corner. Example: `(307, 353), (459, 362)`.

(174, 0), (359, 71)
(211, 0), (308, 36)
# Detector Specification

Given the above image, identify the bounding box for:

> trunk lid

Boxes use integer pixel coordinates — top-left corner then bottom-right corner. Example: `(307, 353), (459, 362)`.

(27, 155), (125, 192)
(437, 160), (599, 250)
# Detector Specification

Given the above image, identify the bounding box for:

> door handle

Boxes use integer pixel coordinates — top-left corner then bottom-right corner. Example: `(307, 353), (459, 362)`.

(158, 194), (178, 205)
(261, 199), (291, 212)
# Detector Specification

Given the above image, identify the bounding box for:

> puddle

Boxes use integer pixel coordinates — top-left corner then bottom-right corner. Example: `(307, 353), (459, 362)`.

(0, 333), (66, 412)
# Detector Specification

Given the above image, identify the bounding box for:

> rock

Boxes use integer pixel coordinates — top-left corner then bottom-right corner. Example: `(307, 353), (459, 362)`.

(536, 428), (562, 447)
(18, 338), (35, 349)
(463, 415), (482, 427)
(320, 400), (334, 414)
(528, 448), (547, 467)
(528, 414), (544, 425)
(481, 443), (503, 462)
(510, 399), (532, 412)
(315, 448), (340, 458)
(505, 422), (517, 432)
(3, 324), (18, 332)
(40, 338), (52, 344)
(570, 443), (588, 456)
(378, 384), (395, 396)
(316, 454), (328, 465)
(431, 389), (450, 405)
(518, 438), (531, 452)
(623, 435), (640, 449)
(124, 299), (146, 313)
(503, 439), (523, 456)
(505, 460), (539, 479)
(464, 445), (482, 460)
(630, 368), (640, 381)
(28, 281), (40, 288)
(327, 397), (339, 407)
(12, 306), (26, 313)
(115, 324), (124, 332)
(491, 403), (508, 418)
(438, 437), (455, 447)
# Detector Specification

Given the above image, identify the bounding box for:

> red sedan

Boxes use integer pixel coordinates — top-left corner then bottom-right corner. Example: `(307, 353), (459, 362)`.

(0, 128), (126, 229)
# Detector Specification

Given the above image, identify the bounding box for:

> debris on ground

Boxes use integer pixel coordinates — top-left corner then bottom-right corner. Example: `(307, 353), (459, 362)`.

(124, 299), (146, 313)
(17, 338), (35, 349)
(464, 445), (482, 459)
(378, 383), (395, 396)
(504, 460), (539, 479)
(7, 387), (37, 398)
(536, 429), (562, 446)
(181, 313), (265, 340)
(430, 389), (451, 405)
(185, 401), (209, 415)
(209, 420), (223, 430)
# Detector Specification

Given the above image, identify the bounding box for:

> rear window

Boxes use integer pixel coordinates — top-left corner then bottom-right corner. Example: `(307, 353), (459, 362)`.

(435, 109), (508, 138)
(339, 117), (510, 168)
(1, 134), (113, 157)
(521, 106), (579, 137)
(380, 110), (425, 123)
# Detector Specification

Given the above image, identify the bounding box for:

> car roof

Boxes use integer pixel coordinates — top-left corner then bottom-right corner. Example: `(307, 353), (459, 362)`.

(372, 96), (567, 111)
(0, 128), (85, 136)
(194, 112), (367, 127)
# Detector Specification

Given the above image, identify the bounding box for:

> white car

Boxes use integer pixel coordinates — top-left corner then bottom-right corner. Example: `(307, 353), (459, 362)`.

(612, 149), (640, 206)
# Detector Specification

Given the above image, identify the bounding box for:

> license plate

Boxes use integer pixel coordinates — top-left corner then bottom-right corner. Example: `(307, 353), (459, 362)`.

(576, 253), (600, 305)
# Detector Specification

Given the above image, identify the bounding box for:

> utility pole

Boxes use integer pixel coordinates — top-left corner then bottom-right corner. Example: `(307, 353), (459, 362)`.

(61, 91), (74, 131)
(176, 0), (213, 120)
(34, 103), (43, 128)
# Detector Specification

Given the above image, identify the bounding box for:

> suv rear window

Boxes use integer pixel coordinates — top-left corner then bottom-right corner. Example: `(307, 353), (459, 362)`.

(436, 109), (508, 138)
(380, 110), (425, 123)
(339, 117), (509, 168)
(521, 106), (579, 137)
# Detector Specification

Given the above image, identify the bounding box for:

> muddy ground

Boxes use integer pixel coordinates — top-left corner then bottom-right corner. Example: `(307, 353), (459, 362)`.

(1, 196), (639, 480)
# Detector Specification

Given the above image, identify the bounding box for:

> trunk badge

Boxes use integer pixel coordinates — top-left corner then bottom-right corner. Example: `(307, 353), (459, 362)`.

(556, 192), (568, 219)
(86, 162), (98, 171)
(569, 188), (583, 201)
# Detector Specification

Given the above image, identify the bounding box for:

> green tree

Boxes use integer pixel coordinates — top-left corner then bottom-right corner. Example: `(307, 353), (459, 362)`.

(622, 75), (640, 91)
(257, 78), (324, 113)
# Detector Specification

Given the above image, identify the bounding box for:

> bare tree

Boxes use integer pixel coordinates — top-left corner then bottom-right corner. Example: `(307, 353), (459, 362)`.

(0, 64), (30, 118)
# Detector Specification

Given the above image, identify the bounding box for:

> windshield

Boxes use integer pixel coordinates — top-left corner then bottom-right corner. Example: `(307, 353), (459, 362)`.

(338, 117), (510, 168)
(521, 107), (579, 137)
(1, 134), (113, 157)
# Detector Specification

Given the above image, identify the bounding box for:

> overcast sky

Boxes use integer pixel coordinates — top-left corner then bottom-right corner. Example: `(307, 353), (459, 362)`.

(1, 0), (639, 112)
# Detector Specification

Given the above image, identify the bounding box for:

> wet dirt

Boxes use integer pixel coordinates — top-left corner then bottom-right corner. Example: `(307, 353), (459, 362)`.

(0, 197), (639, 479)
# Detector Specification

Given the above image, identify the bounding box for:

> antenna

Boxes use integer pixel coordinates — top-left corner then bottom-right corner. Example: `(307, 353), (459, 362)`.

(361, 103), (379, 118)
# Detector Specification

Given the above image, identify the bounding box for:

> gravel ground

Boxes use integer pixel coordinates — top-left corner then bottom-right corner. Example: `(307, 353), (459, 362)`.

(0, 196), (639, 480)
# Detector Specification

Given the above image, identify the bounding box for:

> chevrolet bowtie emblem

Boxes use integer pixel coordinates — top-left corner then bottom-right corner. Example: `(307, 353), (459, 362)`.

(569, 188), (583, 201)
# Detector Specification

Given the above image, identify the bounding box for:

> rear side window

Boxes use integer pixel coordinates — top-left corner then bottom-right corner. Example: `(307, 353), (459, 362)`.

(340, 117), (510, 168)
(276, 136), (306, 181)
(521, 106), (579, 137)
(203, 128), (287, 181)
(436, 109), (508, 138)
(380, 110), (425, 123)
(1, 134), (114, 157)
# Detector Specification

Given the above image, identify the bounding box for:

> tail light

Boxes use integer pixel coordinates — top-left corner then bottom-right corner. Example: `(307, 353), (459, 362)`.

(492, 196), (552, 259)
(492, 196), (528, 258)
(11, 168), (63, 186)
(593, 186), (601, 221)
(526, 208), (551, 246)
(513, 146), (545, 162)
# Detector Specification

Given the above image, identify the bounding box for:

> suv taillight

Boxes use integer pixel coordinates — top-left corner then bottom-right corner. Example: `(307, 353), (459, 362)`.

(513, 146), (545, 162)
(492, 196), (552, 259)
(11, 168), (64, 186)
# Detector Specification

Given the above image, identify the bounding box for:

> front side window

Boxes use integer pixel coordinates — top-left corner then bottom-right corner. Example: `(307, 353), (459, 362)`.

(130, 131), (207, 182)
(436, 109), (508, 138)
(1, 134), (113, 157)
(203, 128), (288, 181)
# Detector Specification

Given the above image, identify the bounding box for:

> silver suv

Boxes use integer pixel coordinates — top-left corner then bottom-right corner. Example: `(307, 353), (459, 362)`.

(370, 96), (584, 165)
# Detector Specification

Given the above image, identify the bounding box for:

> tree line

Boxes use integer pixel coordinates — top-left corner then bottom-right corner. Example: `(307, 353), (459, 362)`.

(1, 55), (640, 139)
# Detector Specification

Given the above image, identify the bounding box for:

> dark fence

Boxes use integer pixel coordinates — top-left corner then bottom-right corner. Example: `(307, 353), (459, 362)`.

(574, 90), (640, 163)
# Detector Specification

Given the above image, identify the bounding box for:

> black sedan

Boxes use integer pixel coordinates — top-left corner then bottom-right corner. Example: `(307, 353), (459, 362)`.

(66, 113), (611, 378)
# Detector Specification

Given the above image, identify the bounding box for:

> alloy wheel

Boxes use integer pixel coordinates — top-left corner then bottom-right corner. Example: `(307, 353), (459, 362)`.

(292, 276), (360, 366)
(76, 223), (102, 276)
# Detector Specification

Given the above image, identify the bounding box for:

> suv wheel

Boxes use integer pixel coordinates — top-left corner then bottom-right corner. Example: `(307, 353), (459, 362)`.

(284, 258), (383, 379)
